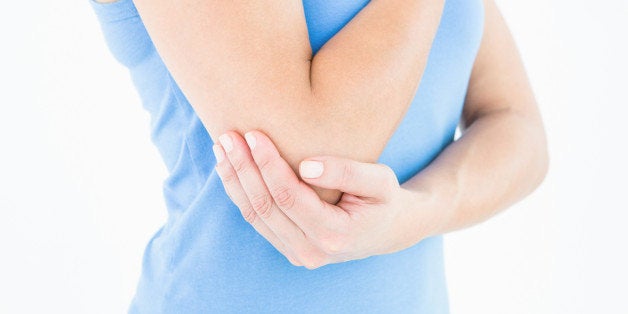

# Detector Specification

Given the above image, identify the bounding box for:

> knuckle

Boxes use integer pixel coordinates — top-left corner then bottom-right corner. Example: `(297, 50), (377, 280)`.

(304, 264), (319, 270)
(256, 154), (275, 174)
(250, 194), (274, 219)
(340, 162), (355, 189)
(379, 164), (394, 178)
(305, 257), (327, 270)
(381, 165), (398, 186)
(231, 157), (250, 174)
(241, 204), (257, 224)
(287, 256), (302, 267)
(297, 249), (328, 270)
(271, 186), (296, 210)
(379, 165), (398, 196)
(219, 169), (239, 185)
(319, 233), (347, 255)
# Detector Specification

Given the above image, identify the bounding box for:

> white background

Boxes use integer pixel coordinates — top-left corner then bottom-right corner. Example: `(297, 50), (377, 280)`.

(0, 1), (626, 313)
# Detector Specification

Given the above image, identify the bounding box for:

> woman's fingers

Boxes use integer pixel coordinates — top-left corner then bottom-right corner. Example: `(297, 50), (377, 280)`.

(218, 132), (311, 253)
(213, 143), (301, 266)
(244, 130), (345, 236)
(216, 130), (400, 269)
(299, 156), (399, 201)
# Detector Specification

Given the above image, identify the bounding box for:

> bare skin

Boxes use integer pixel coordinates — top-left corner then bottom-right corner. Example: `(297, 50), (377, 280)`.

(212, 0), (548, 268)
(127, 0), (446, 204)
(96, 0), (548, 267)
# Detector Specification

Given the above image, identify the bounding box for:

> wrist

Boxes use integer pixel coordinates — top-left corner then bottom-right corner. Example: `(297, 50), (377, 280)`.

(389, 187), (431, 251)
(401, 182), (455, 241)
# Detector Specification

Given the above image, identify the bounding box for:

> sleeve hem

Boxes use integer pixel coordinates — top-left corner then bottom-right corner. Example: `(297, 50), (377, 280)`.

(89, 0), (139, 23)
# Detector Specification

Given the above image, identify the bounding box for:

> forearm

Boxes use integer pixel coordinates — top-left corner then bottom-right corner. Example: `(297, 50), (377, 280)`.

(308, 0), (445, 160)
(402, 109), (549, 237)
(396, 0), (549, 238)
(277, 0), (445, 201)
(133, 0), (444, 202)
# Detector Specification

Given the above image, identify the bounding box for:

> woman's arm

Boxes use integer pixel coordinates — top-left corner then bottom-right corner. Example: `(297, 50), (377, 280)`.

(401, 0), (548, 236)
(211, 0), (548, 268)
(131, 0), (444, 203)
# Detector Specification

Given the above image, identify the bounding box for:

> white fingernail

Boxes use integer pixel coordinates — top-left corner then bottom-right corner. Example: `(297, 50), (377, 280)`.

(300, 161), (324, 179)
(219, 134), (233, 152)
(212, 145), (224, 163)
(245, 132), (256, 150)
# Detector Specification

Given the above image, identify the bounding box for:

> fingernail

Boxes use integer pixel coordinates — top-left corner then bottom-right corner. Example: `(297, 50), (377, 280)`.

(300, 161), (324, 179)
(219, 134), (233, 152)
(244, 132), (256, 150)
(212, 145), (224, 163)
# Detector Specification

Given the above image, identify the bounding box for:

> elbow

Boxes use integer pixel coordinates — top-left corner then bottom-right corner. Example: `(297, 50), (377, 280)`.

(502, 104), (550, 191)
(496, 105), (550, 193)
(526, 113), (550, 192)
(535, 129), (550, 189)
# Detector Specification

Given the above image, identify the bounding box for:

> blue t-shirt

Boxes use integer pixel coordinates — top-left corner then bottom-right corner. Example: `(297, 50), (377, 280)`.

(90, 0), (484, 312)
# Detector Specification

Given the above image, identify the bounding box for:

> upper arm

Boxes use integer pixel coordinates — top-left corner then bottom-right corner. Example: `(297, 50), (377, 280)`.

(132, 0), (444, 203)
(133, 0), (314, 134)
(462, 0), (541, 129)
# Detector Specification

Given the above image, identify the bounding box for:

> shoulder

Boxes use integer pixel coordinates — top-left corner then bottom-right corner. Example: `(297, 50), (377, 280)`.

(90, 0), (153, 68)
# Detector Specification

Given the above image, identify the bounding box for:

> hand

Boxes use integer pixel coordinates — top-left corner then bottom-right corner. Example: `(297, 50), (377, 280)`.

(213, 130), (434, 269)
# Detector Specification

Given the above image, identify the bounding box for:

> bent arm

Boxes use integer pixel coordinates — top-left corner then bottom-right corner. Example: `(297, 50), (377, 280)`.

(132, 0), (444, 203)
(403, 0), (549, 237)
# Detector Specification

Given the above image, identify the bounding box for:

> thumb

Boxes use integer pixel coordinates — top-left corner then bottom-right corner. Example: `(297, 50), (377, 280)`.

(298, 156), (399, 199)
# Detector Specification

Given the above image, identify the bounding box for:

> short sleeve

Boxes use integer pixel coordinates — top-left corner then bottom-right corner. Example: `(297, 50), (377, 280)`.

(89, 0), (154, 68)
(90, 0), (139, 23)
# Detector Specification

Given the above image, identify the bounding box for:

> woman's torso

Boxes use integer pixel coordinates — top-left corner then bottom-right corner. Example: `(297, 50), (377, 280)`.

(90, 0), (484, 312)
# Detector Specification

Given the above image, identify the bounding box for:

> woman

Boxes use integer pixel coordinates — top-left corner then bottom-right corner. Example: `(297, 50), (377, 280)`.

(91, 0), (548, 312)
